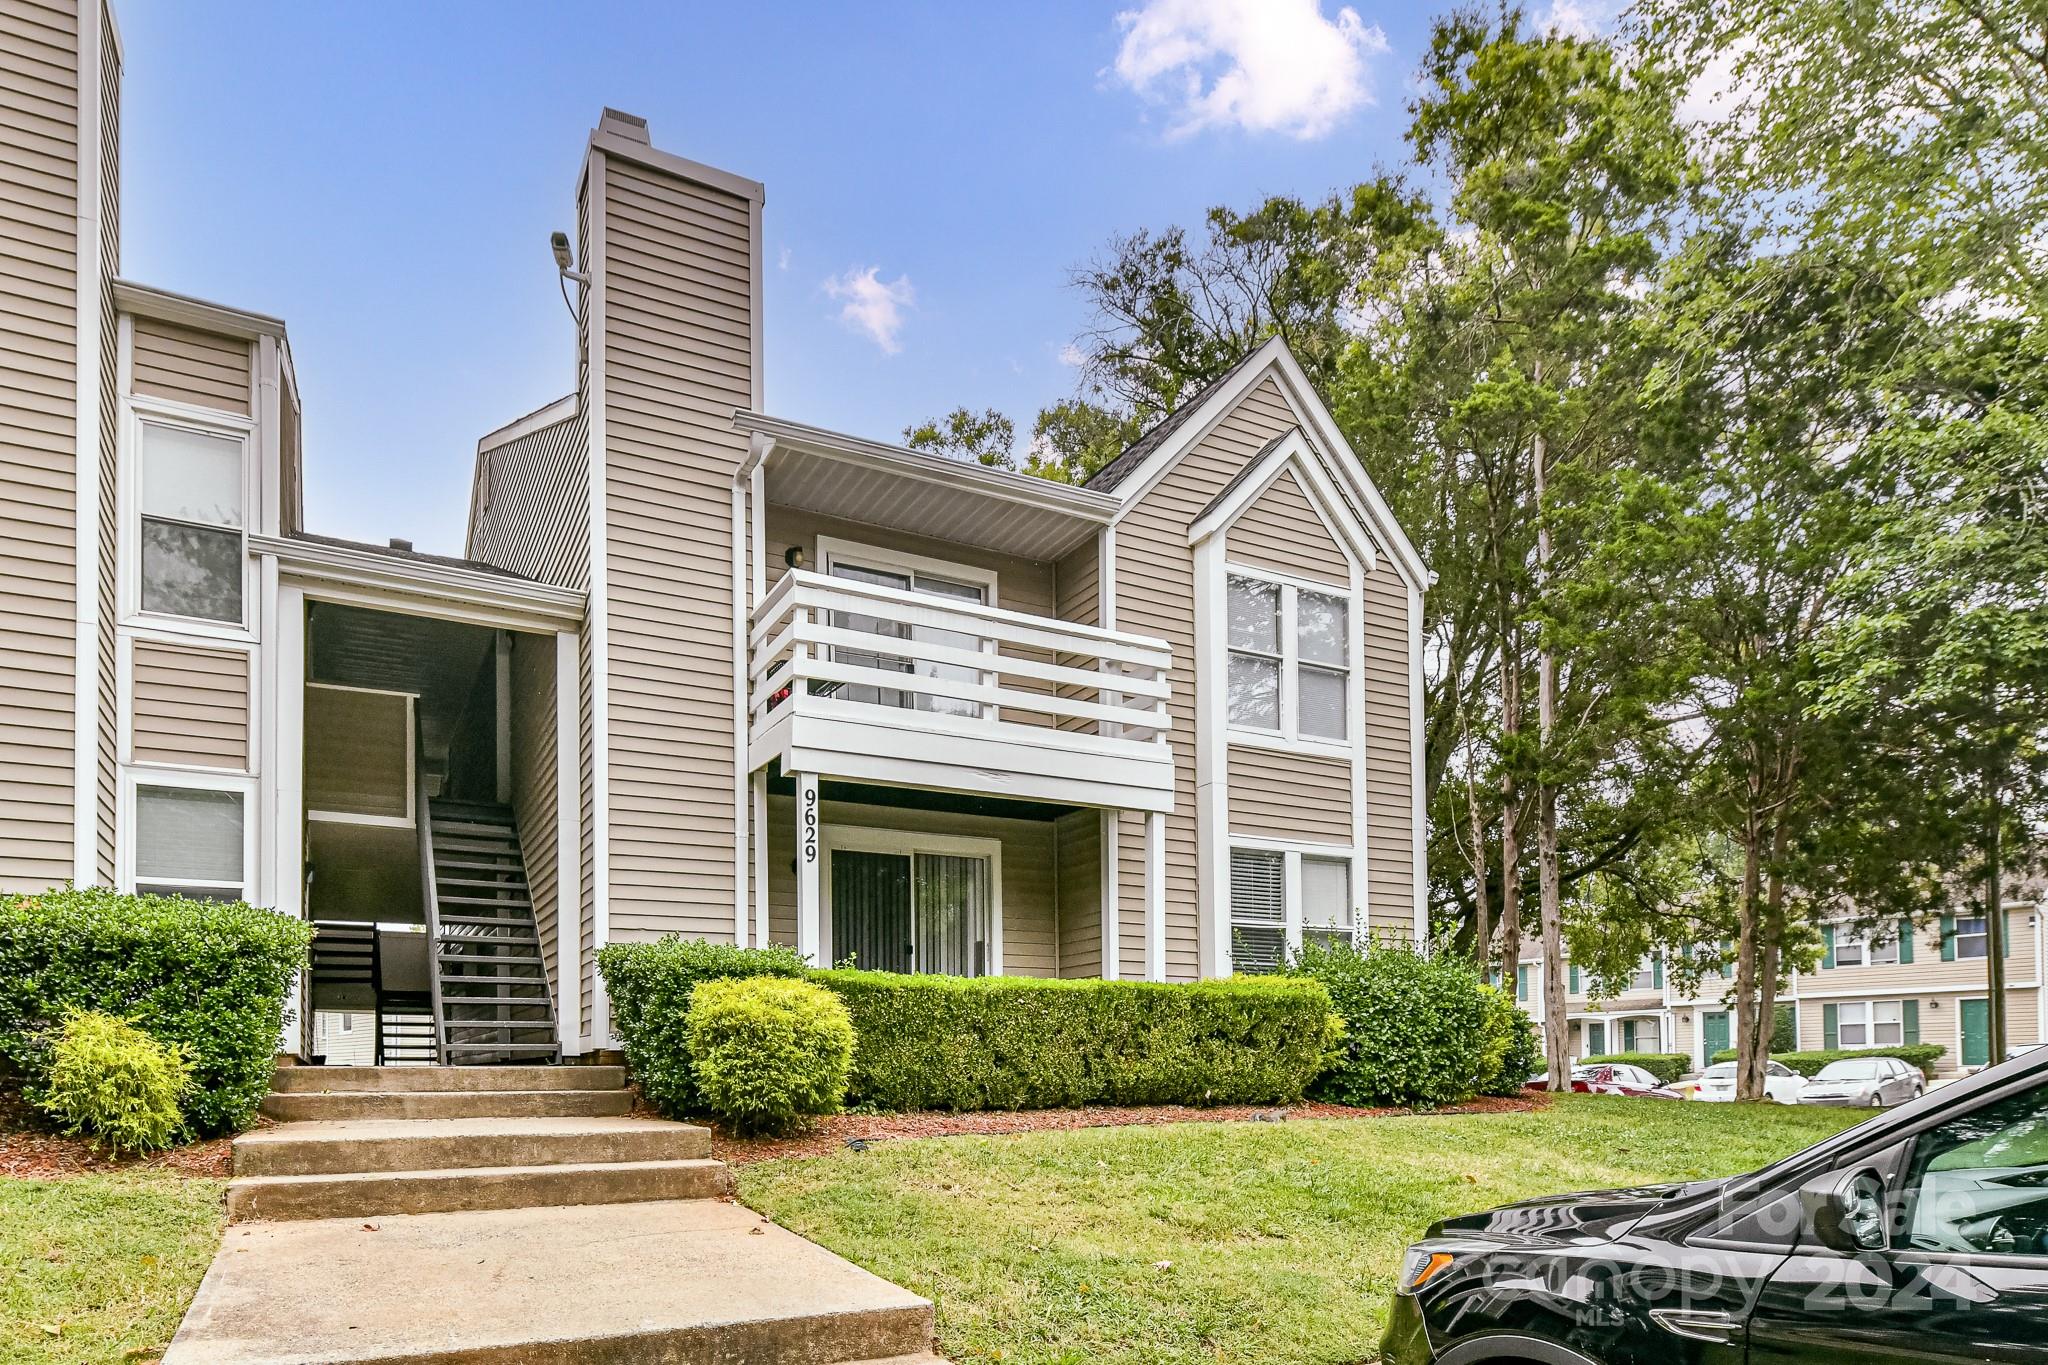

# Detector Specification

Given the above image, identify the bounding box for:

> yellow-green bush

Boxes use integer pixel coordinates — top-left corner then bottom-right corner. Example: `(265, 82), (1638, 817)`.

(35, 1011), (191, 1154)
(686, 976), (855, 1135)
(597, 938), (808, 1118)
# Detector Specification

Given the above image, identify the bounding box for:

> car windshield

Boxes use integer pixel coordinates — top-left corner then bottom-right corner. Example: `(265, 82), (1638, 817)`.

(1818, 1060), (1882, 1080)
(1703, 1064), (1736, 1079)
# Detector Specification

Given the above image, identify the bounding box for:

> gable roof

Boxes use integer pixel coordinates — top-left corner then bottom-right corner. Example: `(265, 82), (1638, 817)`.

(1084, 346), (1273, 494)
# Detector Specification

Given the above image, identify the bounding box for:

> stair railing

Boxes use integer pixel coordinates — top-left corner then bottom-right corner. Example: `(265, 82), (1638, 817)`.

(414, 718), (448, 1064)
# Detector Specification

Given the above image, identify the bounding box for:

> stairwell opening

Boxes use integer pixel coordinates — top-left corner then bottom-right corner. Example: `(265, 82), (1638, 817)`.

(300, 601), (564, 1065)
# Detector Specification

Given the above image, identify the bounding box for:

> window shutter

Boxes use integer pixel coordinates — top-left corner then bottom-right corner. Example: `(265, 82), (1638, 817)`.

(2004, 911), (2012, 957)
(1903, 999), (1919, 1045)
(1823, 1003), (1839, 1050)
(1652, 957), (1664, 990)
(1622, 1020), (1637, 1051)
(1822, 927), (1836, 969)
(1941, 915), (1957, 962)
(1897, 919), (1914, 965)
(1570, 965), (1580, 994)
(1517, 964), (1530, 1003)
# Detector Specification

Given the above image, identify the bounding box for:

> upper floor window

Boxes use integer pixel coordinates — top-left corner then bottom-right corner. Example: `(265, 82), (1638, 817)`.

(1955, 916), (1988, 959)
(137, 418), (245, 625)
(1226, 573), (1349, 743)
(1628, 958), (1657, 992)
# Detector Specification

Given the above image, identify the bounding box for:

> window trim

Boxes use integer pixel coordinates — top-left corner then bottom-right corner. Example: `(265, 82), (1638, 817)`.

(1223, 565), (1356, 756)
(119, 766), (257, 901)
(121, 397), (257, 641)
(1954, 916), (1989, 960)
(815, 535), (1000, 607)
(817, 823), (1005, 977)
(1225, 836), (1359, 971)
(1838, 998), (1907, 1049)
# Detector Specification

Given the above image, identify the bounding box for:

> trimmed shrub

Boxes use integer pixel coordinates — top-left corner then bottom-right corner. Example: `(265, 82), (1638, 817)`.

(36, 1011), (191, 1154)
(1581, 1052), (1690, 1086)
(1475, 985), (1543, 1096)
(0, 888), (311, 1137)
(1709, 1044), (1947, 1078)
(687, 977), (854, 1136)
(598, 938), (807, 1117)
(811, 971), (1338, 1112)
(1285, 939), (1493, 1108)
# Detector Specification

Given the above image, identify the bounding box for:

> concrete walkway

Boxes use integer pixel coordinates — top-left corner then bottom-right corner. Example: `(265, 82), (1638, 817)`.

(165, 1065), (939, 1364)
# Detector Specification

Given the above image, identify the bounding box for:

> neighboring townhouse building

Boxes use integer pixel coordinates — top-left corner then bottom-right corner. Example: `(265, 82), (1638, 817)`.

(0, 6), (1428, 1063)
(1517, 896), (2044, 1077)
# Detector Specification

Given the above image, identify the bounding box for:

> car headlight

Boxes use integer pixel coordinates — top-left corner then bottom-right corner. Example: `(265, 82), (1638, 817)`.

(1397, 1245), (1460, 1294)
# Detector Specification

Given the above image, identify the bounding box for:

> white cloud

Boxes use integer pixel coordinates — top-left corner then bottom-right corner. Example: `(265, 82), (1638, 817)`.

(1058, 342), (1088, 367)
(1535, 0), (1621, 39)
(777, 244), (792, 272)
(822, 266), (915, 355)
(1112, 0), (1389, 140)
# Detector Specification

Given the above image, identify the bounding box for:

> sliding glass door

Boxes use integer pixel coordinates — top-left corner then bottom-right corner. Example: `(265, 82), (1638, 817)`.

(827, 838), (997, 976)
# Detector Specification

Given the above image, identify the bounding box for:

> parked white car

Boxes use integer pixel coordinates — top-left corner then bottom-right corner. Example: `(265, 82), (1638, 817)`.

(1691, 1060), (1806, 1104)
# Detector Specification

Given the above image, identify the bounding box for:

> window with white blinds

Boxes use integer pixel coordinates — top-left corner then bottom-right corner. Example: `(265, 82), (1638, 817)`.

(1230, 844), (1358, 973)
(133, 783), (247, 901)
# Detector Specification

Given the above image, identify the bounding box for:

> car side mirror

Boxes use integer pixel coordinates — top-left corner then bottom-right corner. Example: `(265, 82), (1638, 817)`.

(1799, 1168), (1887, 1255)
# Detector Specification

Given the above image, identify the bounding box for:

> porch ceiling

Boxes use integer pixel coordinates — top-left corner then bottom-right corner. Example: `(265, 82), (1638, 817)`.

(737, 412), (1115, 562)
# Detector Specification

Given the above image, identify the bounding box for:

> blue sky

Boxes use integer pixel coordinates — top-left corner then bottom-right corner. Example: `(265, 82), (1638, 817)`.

(118, 1), (1472, 553)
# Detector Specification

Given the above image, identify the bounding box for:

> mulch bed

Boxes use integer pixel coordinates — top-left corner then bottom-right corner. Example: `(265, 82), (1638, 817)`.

(704, 1092), (1547, 1166)
(0, 1087), (236, 1181)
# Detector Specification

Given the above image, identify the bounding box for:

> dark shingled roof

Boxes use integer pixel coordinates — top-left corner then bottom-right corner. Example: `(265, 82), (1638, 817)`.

(1082, 346), (1274, 494)
(285, 531), (535, 582)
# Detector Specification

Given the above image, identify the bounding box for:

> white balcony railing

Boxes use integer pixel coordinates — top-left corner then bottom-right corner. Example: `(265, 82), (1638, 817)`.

(747, 570), (1174, 810)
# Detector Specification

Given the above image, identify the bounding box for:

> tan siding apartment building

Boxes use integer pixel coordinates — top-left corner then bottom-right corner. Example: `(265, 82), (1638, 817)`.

(1, 10), (1428, 1063)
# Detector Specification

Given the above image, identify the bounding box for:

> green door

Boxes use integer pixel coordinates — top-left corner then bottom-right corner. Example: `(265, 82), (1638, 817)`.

(1962, 997), (1992, 1068)
(1702, 1010), (1731, 1059)
(1585, 1021), (1607, 1058)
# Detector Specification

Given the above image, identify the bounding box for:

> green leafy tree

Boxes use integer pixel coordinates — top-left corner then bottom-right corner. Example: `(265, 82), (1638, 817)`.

(902, 407), (1018, 469)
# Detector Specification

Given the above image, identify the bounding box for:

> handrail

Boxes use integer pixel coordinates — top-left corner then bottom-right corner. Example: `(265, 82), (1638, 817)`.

(755, 570), (1173, 658)
(413, 716), (447, 1065)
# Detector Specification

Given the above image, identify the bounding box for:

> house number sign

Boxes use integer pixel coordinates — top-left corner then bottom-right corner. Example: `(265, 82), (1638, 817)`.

(801, 784), (819, 865)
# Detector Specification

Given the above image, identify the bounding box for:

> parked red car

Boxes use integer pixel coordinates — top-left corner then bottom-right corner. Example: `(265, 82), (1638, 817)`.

(1566, 1063), (1681, 1099)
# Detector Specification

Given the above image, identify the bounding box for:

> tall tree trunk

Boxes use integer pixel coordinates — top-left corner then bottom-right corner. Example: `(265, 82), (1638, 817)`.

(1532, 408), (1568, 1092)
(1464, 751), (1494, 972)
(1732, 813), (1766, 1101)
(1499, 654), (1523, 987)
(1986, 721), (2008, 1063)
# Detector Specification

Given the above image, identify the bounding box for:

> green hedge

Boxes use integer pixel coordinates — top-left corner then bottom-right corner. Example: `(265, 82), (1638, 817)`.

(1283, 940), (1508, 1108)
(1709, 1044), (1947, 1078)
(0, 888), (311, 1137)
(1476, 984), (1544, 1096)
(597, 939), (806, 1117)
(810, 970), (1339, 1112)
(1581, 1052), (1691, 1085)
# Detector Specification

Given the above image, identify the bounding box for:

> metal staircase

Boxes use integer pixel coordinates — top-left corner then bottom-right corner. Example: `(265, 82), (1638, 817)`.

(423, 798), (560, 1064)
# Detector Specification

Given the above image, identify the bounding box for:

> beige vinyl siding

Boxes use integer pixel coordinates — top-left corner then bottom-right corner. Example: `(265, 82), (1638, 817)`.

(1228, 469), (1346, 586)
(131, 316), (250, 414)
(1811, 909), (2039, 993)
(598, 154), (754, 942)
(765, 795), (1060, 977)
(1228, 745), (1350, 844)
(0, 0), (81, 888)
(1360, 561), (1414, 936)
(762, 504), (1060, 726)
(469, 406), (591, 590)
(1789, 998), (2039, 1078)
(1054, 807), (1100, 978)
(1113, 375), (1300, 980)
(508, 631), (561, 994)
(130, 639), (248, 769)
(91, 0), (117, 883)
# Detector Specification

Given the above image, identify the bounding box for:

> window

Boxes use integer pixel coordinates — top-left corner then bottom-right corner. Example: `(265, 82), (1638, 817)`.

(1956, 916), (1989, 960)
(1833, 931), (1900, 968)
(1230, 844), (1358, 972)
(1225, 573), (1351, 744)
(1629, 958), (1657, 992)
(132, 782), (246, 900)
(136, 418), (245, 625)
(1836, 936), (1866, 968)
(1516, 963), (1531, 1004)
(1839, 1000), (1905, 1048)
(1902, 1079), (2048, 1257)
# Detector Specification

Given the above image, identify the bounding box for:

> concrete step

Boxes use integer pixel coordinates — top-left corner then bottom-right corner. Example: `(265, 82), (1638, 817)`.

(259, 1088), (635, 1123)
(227, 1158), (731, 1222)
(164, 1200), (935, 1365)
(233, 1116), (709, 1178)
(270, 1064), (625, 1094)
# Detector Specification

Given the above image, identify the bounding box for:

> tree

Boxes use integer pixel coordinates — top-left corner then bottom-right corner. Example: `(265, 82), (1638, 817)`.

(902, 407), (1017, 469)
(1019, 399), (1141, 484)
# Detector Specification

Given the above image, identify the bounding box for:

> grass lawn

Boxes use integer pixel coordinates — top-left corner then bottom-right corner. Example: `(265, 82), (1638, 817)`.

(740, 1095), (1867, 1364)
(1, 1173), (224, 1364)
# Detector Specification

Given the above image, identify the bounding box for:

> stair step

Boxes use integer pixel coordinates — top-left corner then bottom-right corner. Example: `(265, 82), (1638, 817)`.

(437, 994), (552, 1008)
(226, 1158), (730, 1222)
(438, 915), (535, 927)
(271, 1066), (623, 1094)
(440, 894), (534, 908)
(431, 820), (518, 838)
(259, 1088), (633, 1123)
(444, 1041), (561, 1055)
(439, 951), (543, 965)
(232, 1117), (705, 1177)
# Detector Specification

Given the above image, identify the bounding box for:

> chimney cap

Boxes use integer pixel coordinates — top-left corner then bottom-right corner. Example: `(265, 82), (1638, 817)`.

(598, 108), (650, 144)
(388, 537), (413, 553)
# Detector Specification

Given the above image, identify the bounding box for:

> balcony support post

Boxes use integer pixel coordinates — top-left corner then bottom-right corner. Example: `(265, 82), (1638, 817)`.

(1145, 810), (1166, 982)
(794, 769), (822, 965)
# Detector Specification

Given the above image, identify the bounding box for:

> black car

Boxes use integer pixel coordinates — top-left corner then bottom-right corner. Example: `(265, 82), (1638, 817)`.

(1383, 1046), (2048, 1364)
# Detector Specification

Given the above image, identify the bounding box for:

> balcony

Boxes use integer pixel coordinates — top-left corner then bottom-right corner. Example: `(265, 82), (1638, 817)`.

(747, 569), (1174, 812)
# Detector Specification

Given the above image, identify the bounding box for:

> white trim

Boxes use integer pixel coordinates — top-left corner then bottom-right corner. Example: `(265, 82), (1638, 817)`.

(751, 770), (770, 949)
(1350, 551), (1370, 937)
(1223, 836), (1362, 966)
(249, 534), (584, 630)
(71, 0), (108, 885)
(1220, 567), (1355, 750)
(1100, 811), (1120, 980)
(1187, 429), (1373, 573)
(819, 823), (1006, 976)
(554, 628), (583, 1051)
(112, 280), (286, 341)
(815, 536), (1001, 605)
(731, 481), (749, 946)
(477, 394), (578, 456)
(121, 401), (258, 642)
(254, 552), (280, 904)
(590, 124), (765, 205)
(1144, 809), (1166, 981)
(1193, 533), (1229, 978)
(585, 147), (614, 1045)
(794, 770), (820, 964)
(272, 584), (306, 920)
(1408, 574), (1428, 947)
